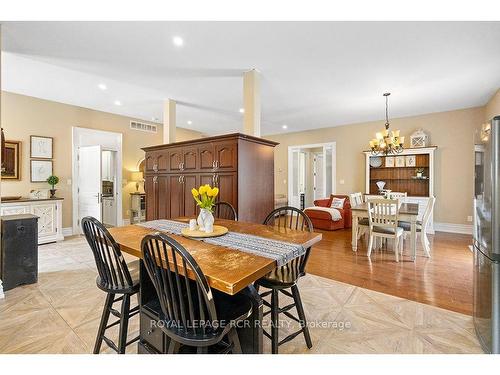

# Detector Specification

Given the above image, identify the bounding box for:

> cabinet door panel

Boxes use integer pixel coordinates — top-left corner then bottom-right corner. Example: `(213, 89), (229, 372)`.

(199, 144), (215, 170)
(145, 154), (156, 172)
(183, 175), (198, 217)
(199, 173), (216, 188)
(168, 149), (183, 172)
(145, 176), (157, 221)
(183, 148), (198, 171)
(156, 152), (168, 172)
(157, 176), (169, 219)
(167, 175), (183, 219)
(217, 172), (238, 211)
(215, 142), (237, 170)
(31, 204), (57, 237)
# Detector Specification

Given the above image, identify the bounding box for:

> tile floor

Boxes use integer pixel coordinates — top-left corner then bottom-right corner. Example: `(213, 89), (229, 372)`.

(0, 236), (483, 354)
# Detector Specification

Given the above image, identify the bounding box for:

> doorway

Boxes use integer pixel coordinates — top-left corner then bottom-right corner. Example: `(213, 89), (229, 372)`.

(288, 142), (336, 209)
(72, 127), (123, 235)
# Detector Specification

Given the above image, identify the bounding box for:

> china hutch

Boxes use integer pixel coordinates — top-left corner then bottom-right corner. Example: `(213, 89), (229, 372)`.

(364, 146), (436, 232)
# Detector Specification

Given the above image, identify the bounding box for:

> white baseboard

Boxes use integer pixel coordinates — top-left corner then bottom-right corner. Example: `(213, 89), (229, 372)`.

(434, 222), (473, 235)
(0, 279), (4, 299)
(62, 227), (73, 237)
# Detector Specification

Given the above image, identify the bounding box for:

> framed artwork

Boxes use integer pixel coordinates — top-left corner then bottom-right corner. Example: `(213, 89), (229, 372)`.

(385, 156), (395, 167)
(395, 156), (405, 167)
(30, 136), (53, 159)
(31, 160), (53, 182)
(405, 155), (416, 167)
(1, 140), (21, 180)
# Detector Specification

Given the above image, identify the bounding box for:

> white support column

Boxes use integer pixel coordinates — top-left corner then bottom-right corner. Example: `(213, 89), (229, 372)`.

(243, 69), (261, 137)
(163, 99), (176, 144)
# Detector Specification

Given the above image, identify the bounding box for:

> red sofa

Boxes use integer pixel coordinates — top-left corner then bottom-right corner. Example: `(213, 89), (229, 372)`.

(304, 194), (352, 231)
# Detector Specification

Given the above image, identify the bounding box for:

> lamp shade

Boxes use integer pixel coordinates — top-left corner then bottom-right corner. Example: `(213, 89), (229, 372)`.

(131, 171), (143, 182)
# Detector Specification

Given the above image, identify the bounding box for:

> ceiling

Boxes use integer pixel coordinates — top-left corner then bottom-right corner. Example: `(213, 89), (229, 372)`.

(2, 21), (500, 135)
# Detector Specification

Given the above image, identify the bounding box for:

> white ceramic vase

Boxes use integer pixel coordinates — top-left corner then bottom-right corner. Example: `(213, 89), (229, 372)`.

(197, 208), (214, 233)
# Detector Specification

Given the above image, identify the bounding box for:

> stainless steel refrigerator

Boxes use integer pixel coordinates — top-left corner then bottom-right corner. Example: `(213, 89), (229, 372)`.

(473, 116), (500, 353)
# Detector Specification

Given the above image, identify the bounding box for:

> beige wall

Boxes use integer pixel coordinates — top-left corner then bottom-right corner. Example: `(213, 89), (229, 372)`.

(485, 89), (500, 121)
(267, 106), (485, 225)
(0, 91), (203, 228)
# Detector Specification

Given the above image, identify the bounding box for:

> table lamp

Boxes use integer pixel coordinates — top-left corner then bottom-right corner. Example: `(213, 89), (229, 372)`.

(131, 171), (143, 192)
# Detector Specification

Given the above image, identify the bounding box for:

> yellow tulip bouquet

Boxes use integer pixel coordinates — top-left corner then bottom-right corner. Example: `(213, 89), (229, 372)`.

(191, 184), (219, 211)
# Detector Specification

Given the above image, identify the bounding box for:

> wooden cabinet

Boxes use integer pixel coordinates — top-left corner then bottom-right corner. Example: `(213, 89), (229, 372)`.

(143, 133), (278, 223)
(145, 150), (168, 173)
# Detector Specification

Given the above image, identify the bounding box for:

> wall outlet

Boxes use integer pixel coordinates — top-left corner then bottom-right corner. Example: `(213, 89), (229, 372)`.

(339, 179), (345, 185)
(467, 216), (473, 222)
(283, 179), (287, 185)
(66, 179), (72, 185)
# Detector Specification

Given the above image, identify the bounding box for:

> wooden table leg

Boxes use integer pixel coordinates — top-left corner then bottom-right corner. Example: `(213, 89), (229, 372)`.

(410, 217), (417, 261)
(352, 212), (359, 252)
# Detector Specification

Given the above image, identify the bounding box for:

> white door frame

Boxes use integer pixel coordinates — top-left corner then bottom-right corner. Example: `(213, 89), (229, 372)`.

(72, 127), (123, 234)
(288, 142), (336, 209)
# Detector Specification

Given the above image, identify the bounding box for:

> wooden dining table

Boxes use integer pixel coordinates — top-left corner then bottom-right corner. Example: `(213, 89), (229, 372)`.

(350, 202), (421, 261)
(108, 217), (322, 354)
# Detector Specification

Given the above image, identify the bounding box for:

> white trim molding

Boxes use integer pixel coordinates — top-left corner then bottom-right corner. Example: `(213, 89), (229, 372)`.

(434, 222), (473, 235)
(62, 227), (74, 237)
(0, 279), (5, 299)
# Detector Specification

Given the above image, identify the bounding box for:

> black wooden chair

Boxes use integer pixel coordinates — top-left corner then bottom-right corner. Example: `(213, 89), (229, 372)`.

(141, 232), (252, 353)
(81, 216), (140, 354)
(255, 206), (314, 354)
(213, 201), (238, 221)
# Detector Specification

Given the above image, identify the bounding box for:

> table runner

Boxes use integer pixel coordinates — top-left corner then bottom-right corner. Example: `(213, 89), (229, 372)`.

(137, 219), (306, 266)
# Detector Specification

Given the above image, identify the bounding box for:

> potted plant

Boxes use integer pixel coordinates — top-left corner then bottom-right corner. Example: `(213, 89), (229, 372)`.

(191, 184), (219, 233)
(47, 175), (59, 198)
(415, 168), (425, 179)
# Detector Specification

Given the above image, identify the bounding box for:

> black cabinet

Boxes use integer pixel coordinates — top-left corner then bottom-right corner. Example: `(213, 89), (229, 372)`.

(0, 214), (38, 291)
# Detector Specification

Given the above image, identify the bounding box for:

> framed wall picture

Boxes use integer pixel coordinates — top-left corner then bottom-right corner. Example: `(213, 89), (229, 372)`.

(385, 156), (395, 167)
(31, 160), (53, 182)
(405, 155), (416, 167)
(395, 156), (405, 167)
(1, 140), (21, 180)
(30, 136), (53, 159)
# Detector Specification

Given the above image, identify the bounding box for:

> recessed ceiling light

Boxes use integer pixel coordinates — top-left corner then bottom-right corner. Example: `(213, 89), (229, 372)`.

(239, 108), (245, 113)
(172, 36), (184, 47)
(187, 120), (192, 125)
(282, 125), (288, 129)
(98, 83), (107, 90)
(114, 100), (122, 106)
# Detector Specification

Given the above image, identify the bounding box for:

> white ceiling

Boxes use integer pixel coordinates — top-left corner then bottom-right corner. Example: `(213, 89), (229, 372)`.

(2, 21), (500, 135)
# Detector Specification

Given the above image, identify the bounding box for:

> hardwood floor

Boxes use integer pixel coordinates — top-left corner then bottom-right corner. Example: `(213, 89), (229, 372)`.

(306, 229), (474, 315)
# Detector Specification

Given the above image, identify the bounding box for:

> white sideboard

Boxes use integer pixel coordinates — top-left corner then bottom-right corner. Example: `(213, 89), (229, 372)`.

(0, 198), (64, 244)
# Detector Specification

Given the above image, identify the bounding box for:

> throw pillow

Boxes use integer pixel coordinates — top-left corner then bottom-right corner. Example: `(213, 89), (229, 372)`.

(331, 197), (345, 209)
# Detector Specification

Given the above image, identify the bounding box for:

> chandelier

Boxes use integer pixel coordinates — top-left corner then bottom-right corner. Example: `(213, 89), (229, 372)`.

(369, 93), (404, 155)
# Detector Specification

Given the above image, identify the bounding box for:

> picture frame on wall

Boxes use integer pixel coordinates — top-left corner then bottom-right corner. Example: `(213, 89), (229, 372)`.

(405, 155), (416, 167)
(31, 160), (53, 182)
(385, 156), (395, 167)
(30, 135), (53, 159)
(395, 156), (405, 167)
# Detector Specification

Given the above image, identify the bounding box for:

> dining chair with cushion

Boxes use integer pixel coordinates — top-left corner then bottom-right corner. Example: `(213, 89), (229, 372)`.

(141, 232), (252, 354)
(367, 199), (404, 262)
(255, 206), (314, 354)
(398, 196), (436, 258)
(350, 192), (369, 240)
(213, 201), (238, 221)
(81, 216), (140, 354)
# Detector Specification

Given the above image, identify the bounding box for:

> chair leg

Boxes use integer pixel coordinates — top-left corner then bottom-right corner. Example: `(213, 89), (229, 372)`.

(271, 289), (279, 354)
(228, 327), (243, 354)
(367, 232), (374, 257)
(167, 340), (181, 354)
(93, 292), (115, 354)
(291, 285), (312, 349)
(421, 232), (431, 257)
(394, 237), (399, 262)
(117, 294), (131, 354)
(197, 346), (208, 354)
